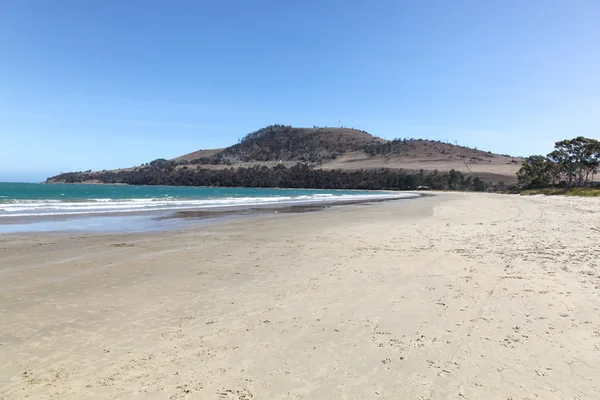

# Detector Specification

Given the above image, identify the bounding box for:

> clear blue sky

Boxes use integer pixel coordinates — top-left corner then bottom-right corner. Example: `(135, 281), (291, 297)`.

(1, 0), (599, 182)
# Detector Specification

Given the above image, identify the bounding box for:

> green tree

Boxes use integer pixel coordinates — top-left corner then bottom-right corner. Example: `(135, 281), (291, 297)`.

(517, 155), (553, 187)
(472, 177), (486, 192)
(548, 137), (600, 187)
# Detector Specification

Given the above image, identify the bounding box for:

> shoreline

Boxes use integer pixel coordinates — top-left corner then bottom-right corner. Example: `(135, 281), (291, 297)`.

(0, 194), (422, 235)
(1, 183), (418, 219)
(2, 192), (599, 399)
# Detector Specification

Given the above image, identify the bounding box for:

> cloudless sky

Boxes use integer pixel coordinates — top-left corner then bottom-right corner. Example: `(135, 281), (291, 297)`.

(1, 0), (599, 182)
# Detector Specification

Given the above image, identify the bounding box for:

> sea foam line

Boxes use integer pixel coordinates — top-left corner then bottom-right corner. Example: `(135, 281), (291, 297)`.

(0, 193), (416, 217)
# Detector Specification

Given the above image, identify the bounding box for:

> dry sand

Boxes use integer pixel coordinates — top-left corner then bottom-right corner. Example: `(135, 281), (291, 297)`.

(1, 193), (599, 399)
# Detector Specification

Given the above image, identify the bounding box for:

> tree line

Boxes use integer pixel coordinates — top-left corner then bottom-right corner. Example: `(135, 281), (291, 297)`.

(517, 137), (600, 188)
(48, 162), (490, 192)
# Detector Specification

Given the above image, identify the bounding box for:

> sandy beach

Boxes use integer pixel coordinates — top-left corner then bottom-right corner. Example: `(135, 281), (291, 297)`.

(1, 193), (599, 399)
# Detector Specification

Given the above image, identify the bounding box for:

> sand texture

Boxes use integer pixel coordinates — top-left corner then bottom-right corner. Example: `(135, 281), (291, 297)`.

(1, 193), (599, 399)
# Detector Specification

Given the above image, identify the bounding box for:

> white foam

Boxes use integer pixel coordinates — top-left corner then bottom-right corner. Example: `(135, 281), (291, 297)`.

(0, 193), (417, 218)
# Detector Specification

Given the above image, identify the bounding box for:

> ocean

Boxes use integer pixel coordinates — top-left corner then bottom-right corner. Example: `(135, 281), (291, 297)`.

(0, 183), (416, 233)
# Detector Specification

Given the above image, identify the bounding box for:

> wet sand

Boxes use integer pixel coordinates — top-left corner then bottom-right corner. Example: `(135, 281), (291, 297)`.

(1, 192), (599, 399)
(0, 196), (415, 235)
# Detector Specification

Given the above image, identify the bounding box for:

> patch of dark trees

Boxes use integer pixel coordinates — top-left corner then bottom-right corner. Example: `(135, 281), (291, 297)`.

(48, 162), (490, 191)
(188, 125), (371, 165)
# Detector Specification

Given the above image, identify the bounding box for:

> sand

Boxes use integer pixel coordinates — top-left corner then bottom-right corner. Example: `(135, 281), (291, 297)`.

(1, 193), (599, 399)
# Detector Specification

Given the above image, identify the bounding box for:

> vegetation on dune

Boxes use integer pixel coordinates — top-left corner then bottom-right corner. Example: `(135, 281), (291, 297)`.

(517, 137), (600, 196)
(520, 187), (600, 197)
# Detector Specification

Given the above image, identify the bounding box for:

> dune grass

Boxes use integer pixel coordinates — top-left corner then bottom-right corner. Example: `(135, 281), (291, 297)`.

(521, 187), (600, 197)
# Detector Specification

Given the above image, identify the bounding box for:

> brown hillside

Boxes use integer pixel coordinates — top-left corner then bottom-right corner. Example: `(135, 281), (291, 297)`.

(216, 125), (385, 164)
(175, 127), (523, 182)
(320, 140), (523, 182)
(176, 127), (383, 163)
(174, 148), (225, 162)
(299, 127), (387, 145)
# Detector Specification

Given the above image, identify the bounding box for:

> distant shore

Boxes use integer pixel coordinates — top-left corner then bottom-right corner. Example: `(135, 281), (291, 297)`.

(44, 179), (126, 185)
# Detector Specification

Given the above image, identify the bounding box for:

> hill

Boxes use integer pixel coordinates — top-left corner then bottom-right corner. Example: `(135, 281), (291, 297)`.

(46, 125), (524, 189)
(173, 125), (523, 182)
(173, 148), (225, 162)
(320, 140), (521, 183)
(179, 125), (385, 165)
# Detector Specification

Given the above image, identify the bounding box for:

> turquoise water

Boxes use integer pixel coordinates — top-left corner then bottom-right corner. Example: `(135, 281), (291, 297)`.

(0, 183), (413, 218)
(1, 182), (382, 202)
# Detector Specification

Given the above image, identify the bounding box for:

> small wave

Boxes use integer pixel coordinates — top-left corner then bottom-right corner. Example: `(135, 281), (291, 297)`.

(1, 199), (64, 204)
(0, 193), (417, 218)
